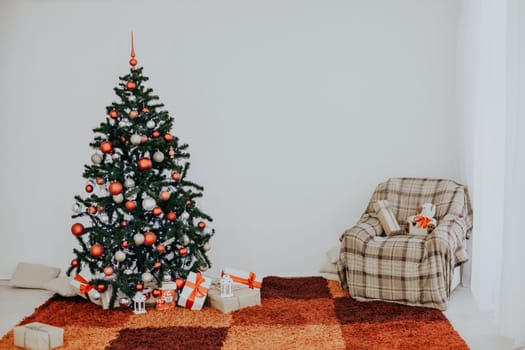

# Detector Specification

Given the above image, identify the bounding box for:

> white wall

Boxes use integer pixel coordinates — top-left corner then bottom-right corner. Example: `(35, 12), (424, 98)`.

(0, 0), (461, 279)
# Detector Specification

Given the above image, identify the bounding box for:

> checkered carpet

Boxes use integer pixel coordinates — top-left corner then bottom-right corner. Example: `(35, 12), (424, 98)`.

(0, 276), (468, 349)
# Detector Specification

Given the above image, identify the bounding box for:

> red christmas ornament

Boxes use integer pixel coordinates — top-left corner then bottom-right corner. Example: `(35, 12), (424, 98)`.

(141, 107), (149, 113)
(152, 289), (162, 298)
(103, 266), (114, 276)
(153, 261), (161, 269)
(171, 171), (181, 181)
(85, 184), (94, 193)
(163, 133), (173, 142)
(144, 231), (157, 246)
(70, 259), (79, 267)
(121, 240), (130, 249)
(175, 277), (185, 290)
(156, 244), (166, 254)
(186, 200), (192, 206)
(87, 206), (97, 215)
(108, 181), (123, 195)
(129, 58), (138, 67)
(90, 243), (104, 258)
(152, 207), (162, 217)
(166, 211), (176, 221)
(71, 223), (85, 236)
(120, 220), (128, 227)
(100, 141), (113, 154)
(135, 283), (144, 291)
(109, 109), (118, 119)
(152, 130), (161, 138)
(129, 109), (138, 119)
(178, 247), (188, 257)
(198, 221), (206, 229)
(120, 136), (126, 143)
(126, 81), (136, 90)
(95, 177), (105, 185)
(138, 157), (152, 170)
(125, 200), (136, 211)
(96, 284), (108, 293)
(160, 191), (171, 201)
(141, 135), (148, 143)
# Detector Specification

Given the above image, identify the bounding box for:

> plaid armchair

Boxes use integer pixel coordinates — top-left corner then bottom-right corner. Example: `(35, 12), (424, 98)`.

(336, 178), (473, 310)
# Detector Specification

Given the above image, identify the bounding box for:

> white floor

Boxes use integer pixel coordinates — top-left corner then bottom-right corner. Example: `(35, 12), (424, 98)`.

(0, 281), (516, 349)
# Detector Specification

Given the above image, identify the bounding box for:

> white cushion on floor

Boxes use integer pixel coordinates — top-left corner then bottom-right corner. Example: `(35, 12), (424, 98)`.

(8, 262), (61, 289)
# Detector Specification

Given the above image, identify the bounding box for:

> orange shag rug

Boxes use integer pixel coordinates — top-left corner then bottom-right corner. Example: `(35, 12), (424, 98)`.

(0, 276), (468, 350)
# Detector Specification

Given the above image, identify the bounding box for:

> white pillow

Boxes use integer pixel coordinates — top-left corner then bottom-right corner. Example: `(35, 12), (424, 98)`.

(42, 276), (78, 297)
(372, 200), (402, 236)
(8, 262), (61, 289)
(320, 262), (338, 274)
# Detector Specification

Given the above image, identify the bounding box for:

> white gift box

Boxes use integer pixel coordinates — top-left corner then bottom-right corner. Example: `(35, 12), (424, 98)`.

(177, 272), (211, 310)
(222, 267), (262, 289)
(14, 322), (63, 350)
(207, 281), (261, 313)
(70, 271), (101, 306)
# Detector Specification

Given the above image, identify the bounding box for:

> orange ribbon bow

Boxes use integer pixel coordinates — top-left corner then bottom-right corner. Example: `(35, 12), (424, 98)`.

(223, 271), (262, 289)
(184, 272), (209, 309)
(414, 216), (432, 229)
(74, 274), (94, 294)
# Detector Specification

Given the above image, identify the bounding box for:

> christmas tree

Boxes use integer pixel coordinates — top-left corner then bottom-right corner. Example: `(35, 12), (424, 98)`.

(67, 34), (214, 309)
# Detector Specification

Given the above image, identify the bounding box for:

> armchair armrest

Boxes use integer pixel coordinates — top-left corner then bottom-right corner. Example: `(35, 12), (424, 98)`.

(340, 213), (383, 242)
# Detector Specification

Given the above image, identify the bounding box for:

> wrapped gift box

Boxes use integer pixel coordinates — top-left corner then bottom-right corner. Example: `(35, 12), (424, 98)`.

(70, 272), (102, 306)
(177, 272), (211, 310)
(207, 281), (261, 313)
(14, 322), (63, 350)
(156, 281), (178, 311)
(222, 267), (262, 289)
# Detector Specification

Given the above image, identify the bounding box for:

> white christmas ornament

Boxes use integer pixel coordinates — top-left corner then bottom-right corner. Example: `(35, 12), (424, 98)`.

(112, 153), (121, 160)
(118, 120), (127, 128)
(124, 269), (133, 275)
(130, 134), (142, 145)
(91, 153), (102, 164)
(181, 211), (190, 220)
(146, 120), (155, 129)
(153, 151), (165, 163)
(112, 194), (124, 203)
(114, 250), (126, 262)
(141, 272), (153, 283)
(134, 233), (145, 245)
(124, 178), (135, 188)
(182, 235), (190, 246)
(142, 198), (156, 211)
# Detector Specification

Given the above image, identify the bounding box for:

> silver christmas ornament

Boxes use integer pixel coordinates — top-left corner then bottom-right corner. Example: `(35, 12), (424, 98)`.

(182, 235), (190, 246)
(119, 297), (131, 308)
(112, 194), (124, 203)
(146, 120), (155, 129)
(153, 151), (164, 163)
(124, 269), (133, 275)
(91, 153), (102, 164)
(134, 233), (145, 245)
(203, 242), (211, 252)
(114, 250), (126, 262)
(181, 211), (190, 220)
(141, 272), (153, 283)
(142, 198), (156, 211)
(130, 134), (142, 145)
(72, 203), (82, 213)
(100, 213), (109, 224)
(124, 178), (135, 188)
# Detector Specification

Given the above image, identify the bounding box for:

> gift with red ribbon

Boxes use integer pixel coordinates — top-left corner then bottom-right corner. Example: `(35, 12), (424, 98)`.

(70, 271), (102, 305)
(222, 267), (263, 289)
(414, 215), (433, 229)
(177, 272), (211, 310)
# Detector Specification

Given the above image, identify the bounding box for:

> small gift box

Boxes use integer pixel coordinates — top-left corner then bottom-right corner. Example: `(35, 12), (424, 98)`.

(222, 267), (262, 289)
(207, 280), (261, 313)
(156, 280), (178, 311)
(70, 272), (101, 306)
(14, 322), (64, 350)
(177, 272), (211, 310)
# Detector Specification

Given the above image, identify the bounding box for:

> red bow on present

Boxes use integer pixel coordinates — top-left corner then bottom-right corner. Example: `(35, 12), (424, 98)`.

(414, 216), (432, 229)
(223, 271), (262, 289)
(184, 272), (209, 309)
(74, 274), (94, 294)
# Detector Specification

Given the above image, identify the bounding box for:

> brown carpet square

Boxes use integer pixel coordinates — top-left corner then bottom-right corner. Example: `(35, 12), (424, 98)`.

(341, 320), (468, 350)
(262, 276), (331, 299)
(333, 297), (446, 324)
(19, 295), (131, 328)
(232, 298), (338, 326)
(106, 326), (228, 350)
(123, 307), (231, 329)
(223, 325), (346, 350)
